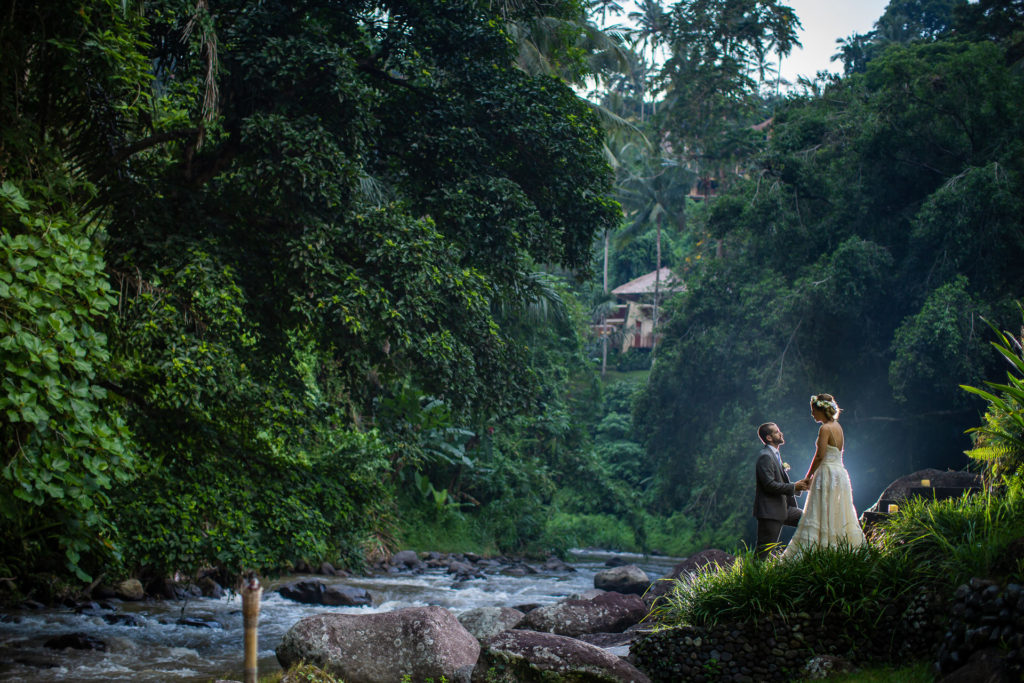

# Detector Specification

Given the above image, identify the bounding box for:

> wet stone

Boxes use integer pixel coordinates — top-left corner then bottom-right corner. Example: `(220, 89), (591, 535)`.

(45, 633), (107, 651)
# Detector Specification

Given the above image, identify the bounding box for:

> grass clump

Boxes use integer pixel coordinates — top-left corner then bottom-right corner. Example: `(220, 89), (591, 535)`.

(651, 486), (1024, 632)
(650, 542), (926, 628)
(255, 662), (342, 682)
(796, 661), (934, 682)
(873, 488), (1024, 586)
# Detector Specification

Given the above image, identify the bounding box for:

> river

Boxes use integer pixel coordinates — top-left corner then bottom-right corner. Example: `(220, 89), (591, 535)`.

(0, 550), (681, 681)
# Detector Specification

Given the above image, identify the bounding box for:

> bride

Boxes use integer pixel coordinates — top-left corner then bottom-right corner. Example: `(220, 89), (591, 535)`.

(781, 393), (866, 558)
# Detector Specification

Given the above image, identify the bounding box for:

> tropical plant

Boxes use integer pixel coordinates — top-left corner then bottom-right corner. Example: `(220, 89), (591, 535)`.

(961, 306), (1024, 488)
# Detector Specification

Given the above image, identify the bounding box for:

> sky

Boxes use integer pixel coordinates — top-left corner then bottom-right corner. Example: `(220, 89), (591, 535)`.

(778, 0), (891, 83)
(604, 0), (893, 86)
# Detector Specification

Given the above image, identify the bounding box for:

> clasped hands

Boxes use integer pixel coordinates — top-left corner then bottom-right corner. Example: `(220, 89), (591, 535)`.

(794, 476), (813, 493)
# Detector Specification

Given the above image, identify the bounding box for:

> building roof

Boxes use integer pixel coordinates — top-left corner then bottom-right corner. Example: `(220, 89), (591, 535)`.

(611, 267), (686, 296)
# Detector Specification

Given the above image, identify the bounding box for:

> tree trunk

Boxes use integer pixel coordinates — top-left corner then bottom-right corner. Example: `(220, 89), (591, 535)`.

(601, 230), (609, 377)
(652, 213), (662, 361)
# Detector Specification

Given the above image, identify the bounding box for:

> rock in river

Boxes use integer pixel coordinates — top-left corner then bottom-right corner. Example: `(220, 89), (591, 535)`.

(457, 606), (525, 641)
(277, 606), (479, 683)
(520, 592), (647, 637)
(593, 565), (650, 596)
(278, 579), (372, 606)
(474, 629), (650, 682)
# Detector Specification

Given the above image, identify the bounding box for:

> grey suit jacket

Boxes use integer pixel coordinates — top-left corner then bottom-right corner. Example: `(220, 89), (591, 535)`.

(752, 445), (798, 521)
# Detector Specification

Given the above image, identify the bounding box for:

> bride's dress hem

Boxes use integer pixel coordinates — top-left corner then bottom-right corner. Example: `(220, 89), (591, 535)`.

(781, 445), (866, 560)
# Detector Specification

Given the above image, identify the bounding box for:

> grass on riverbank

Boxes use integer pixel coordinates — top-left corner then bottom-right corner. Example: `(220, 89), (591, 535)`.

(796, 661), (934, 682)
(651, 487), (1024, 629)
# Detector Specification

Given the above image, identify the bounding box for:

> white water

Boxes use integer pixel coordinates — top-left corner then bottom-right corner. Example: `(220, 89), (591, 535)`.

(0, 550), (680, 681)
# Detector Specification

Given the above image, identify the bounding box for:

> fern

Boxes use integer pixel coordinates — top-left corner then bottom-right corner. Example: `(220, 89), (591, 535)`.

(961, 305), (1024, 487)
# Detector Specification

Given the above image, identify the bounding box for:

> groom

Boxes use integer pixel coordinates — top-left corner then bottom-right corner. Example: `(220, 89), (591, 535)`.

(753, 422), (808, 560)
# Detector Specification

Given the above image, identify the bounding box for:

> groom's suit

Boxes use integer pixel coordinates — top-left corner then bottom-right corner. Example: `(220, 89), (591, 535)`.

(753, 444), (802, 559)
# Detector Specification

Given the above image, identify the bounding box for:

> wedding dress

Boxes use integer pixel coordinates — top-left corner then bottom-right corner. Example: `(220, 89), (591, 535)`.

(782, 445), (866, 558)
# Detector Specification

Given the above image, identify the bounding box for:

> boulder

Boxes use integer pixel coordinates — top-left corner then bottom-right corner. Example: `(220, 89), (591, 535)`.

(866, 468), (983, 513)
(541, 556), (576, 572)
(594, 565), (650, 595)
(645, 549), (735, 601)
(73, 601), (108, 616)
(115, 578), (144, 601)
(520, 592), (647, 637)
(501, 562), (538, 577)
(457, 606), (525, 641)
(392, 550), (424, 570)
(198, 576), (224, 599)
(278, 579), (372, 607)
(276, 606), (479, 683)
(576, 631), (636, 648)
(103, 613), (145, 627)
(448, 561), (484, 580)
(473, 629), (650, 682)
(45, 633), (107, 651)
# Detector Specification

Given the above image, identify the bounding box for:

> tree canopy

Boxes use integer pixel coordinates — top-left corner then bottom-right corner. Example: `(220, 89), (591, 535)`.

(0, 0), (619, 586)
(635, 31), (1024, 545)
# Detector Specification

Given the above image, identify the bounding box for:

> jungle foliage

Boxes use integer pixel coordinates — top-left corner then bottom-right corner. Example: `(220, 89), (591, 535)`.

(0, 0), (620, 589)
(633, 8), (1024, 548)
(4, 0), (1024, 592)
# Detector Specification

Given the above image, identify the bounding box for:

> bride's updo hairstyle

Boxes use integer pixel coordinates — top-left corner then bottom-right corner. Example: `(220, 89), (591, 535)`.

(810, 393), (840, 420)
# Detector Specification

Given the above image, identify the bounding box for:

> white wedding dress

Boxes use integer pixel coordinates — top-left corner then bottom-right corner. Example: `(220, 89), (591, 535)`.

(782, 445), (866, 559)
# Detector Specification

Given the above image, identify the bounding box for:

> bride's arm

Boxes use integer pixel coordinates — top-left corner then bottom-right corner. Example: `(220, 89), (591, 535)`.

(802, 426), (829, 480)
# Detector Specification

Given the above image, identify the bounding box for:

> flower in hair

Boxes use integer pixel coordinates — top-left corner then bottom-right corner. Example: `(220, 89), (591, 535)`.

(811, 396), (838, 412)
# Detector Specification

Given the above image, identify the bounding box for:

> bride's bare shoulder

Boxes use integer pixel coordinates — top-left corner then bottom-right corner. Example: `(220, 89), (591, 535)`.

(830, 422), (844, 448)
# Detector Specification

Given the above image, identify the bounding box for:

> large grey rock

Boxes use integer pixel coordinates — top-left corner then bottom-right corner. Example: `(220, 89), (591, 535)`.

(391, 550), (424, 570)
(115, 579), (144, 601)
(866, 468), (983, 513)
(473, 629), (650, 682)
(457, 606), (525, 641)
(278, 579), (371, 607)
(276, 606), (480, 683)
(593, 565), (650, 595)
(520, 592), (647, 637)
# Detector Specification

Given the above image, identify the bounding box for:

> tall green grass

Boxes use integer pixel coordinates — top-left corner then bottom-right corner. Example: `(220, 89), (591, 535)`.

(650, 543), (926, 628)
(874, 488), (1024, 586)
(650, 486), (1024, 632)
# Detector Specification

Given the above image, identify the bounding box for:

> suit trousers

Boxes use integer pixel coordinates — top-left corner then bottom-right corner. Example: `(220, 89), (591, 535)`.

(755, 506), (802, 560)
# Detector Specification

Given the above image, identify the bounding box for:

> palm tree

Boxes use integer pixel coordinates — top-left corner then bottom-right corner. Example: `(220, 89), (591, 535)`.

(626, 0), (669, 121)
(611, 139), (694, 357)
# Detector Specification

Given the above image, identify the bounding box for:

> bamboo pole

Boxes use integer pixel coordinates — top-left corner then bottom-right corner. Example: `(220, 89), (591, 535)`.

(242, 574), (262, 683)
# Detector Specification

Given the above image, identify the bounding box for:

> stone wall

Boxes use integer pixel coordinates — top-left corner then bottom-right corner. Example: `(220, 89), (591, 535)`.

(937, 578), (1024, 678)
(631, 595), (945, 683)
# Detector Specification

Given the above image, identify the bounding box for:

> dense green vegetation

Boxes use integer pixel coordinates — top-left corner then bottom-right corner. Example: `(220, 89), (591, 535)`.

(0, 0), (621, 593)
(3, 0), (1024, 598)
(632, 0), (1024, 547)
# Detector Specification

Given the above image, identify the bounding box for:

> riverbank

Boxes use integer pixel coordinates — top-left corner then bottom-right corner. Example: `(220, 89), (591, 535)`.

(0, 549), (680, 681)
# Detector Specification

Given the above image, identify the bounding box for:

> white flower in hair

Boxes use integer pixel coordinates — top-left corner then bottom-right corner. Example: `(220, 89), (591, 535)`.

(811, 395), (838, 412)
